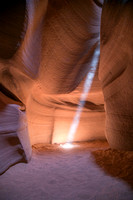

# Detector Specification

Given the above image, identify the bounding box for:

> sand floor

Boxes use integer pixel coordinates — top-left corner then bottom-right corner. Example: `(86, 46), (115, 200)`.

(0, 140), (133, 200)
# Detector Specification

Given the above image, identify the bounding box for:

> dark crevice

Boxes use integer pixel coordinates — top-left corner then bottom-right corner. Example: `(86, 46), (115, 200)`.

(93, 0), (103, 8)
(0, 0), (26, 59)
(0, 83), (22, 103)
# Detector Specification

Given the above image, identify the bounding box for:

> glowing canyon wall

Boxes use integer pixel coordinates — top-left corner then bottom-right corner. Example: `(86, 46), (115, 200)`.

(0, 0), (133, 174)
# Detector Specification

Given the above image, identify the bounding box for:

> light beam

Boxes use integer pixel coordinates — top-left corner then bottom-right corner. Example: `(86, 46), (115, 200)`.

(67, 42), (100, 144)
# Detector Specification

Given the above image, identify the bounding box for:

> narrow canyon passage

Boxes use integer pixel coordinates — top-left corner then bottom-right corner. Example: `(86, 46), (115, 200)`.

(0, 1), (133, 199)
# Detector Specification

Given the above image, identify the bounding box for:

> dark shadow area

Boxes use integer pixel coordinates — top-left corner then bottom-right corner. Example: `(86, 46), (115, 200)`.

(93, 0), (103, 8)
(0, 0), (26, 59)
(91, 148), (133, 189)
(0, 83), (22, 103)
(0, 157), (26, 176)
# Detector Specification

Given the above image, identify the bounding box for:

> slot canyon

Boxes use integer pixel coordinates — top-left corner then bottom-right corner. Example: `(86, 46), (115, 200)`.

(0, 1), (133, 199)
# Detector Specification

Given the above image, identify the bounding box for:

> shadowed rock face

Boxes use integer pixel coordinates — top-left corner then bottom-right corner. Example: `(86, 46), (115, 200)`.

(0, 0), (133, 174)
(99, 0), (133, 150)
(0, 0), (26, 59)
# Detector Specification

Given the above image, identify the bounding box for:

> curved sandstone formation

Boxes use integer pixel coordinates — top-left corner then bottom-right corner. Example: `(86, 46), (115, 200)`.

(0, 0), (133, 174)
(99, 0), (133, 150)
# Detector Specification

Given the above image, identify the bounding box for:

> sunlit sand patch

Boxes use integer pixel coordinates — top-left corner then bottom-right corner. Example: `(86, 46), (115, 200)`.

(60, 143), (79, 149)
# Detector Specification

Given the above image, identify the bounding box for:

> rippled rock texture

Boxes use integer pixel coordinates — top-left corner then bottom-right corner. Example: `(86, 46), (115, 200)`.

(0, 0), (133, 174)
